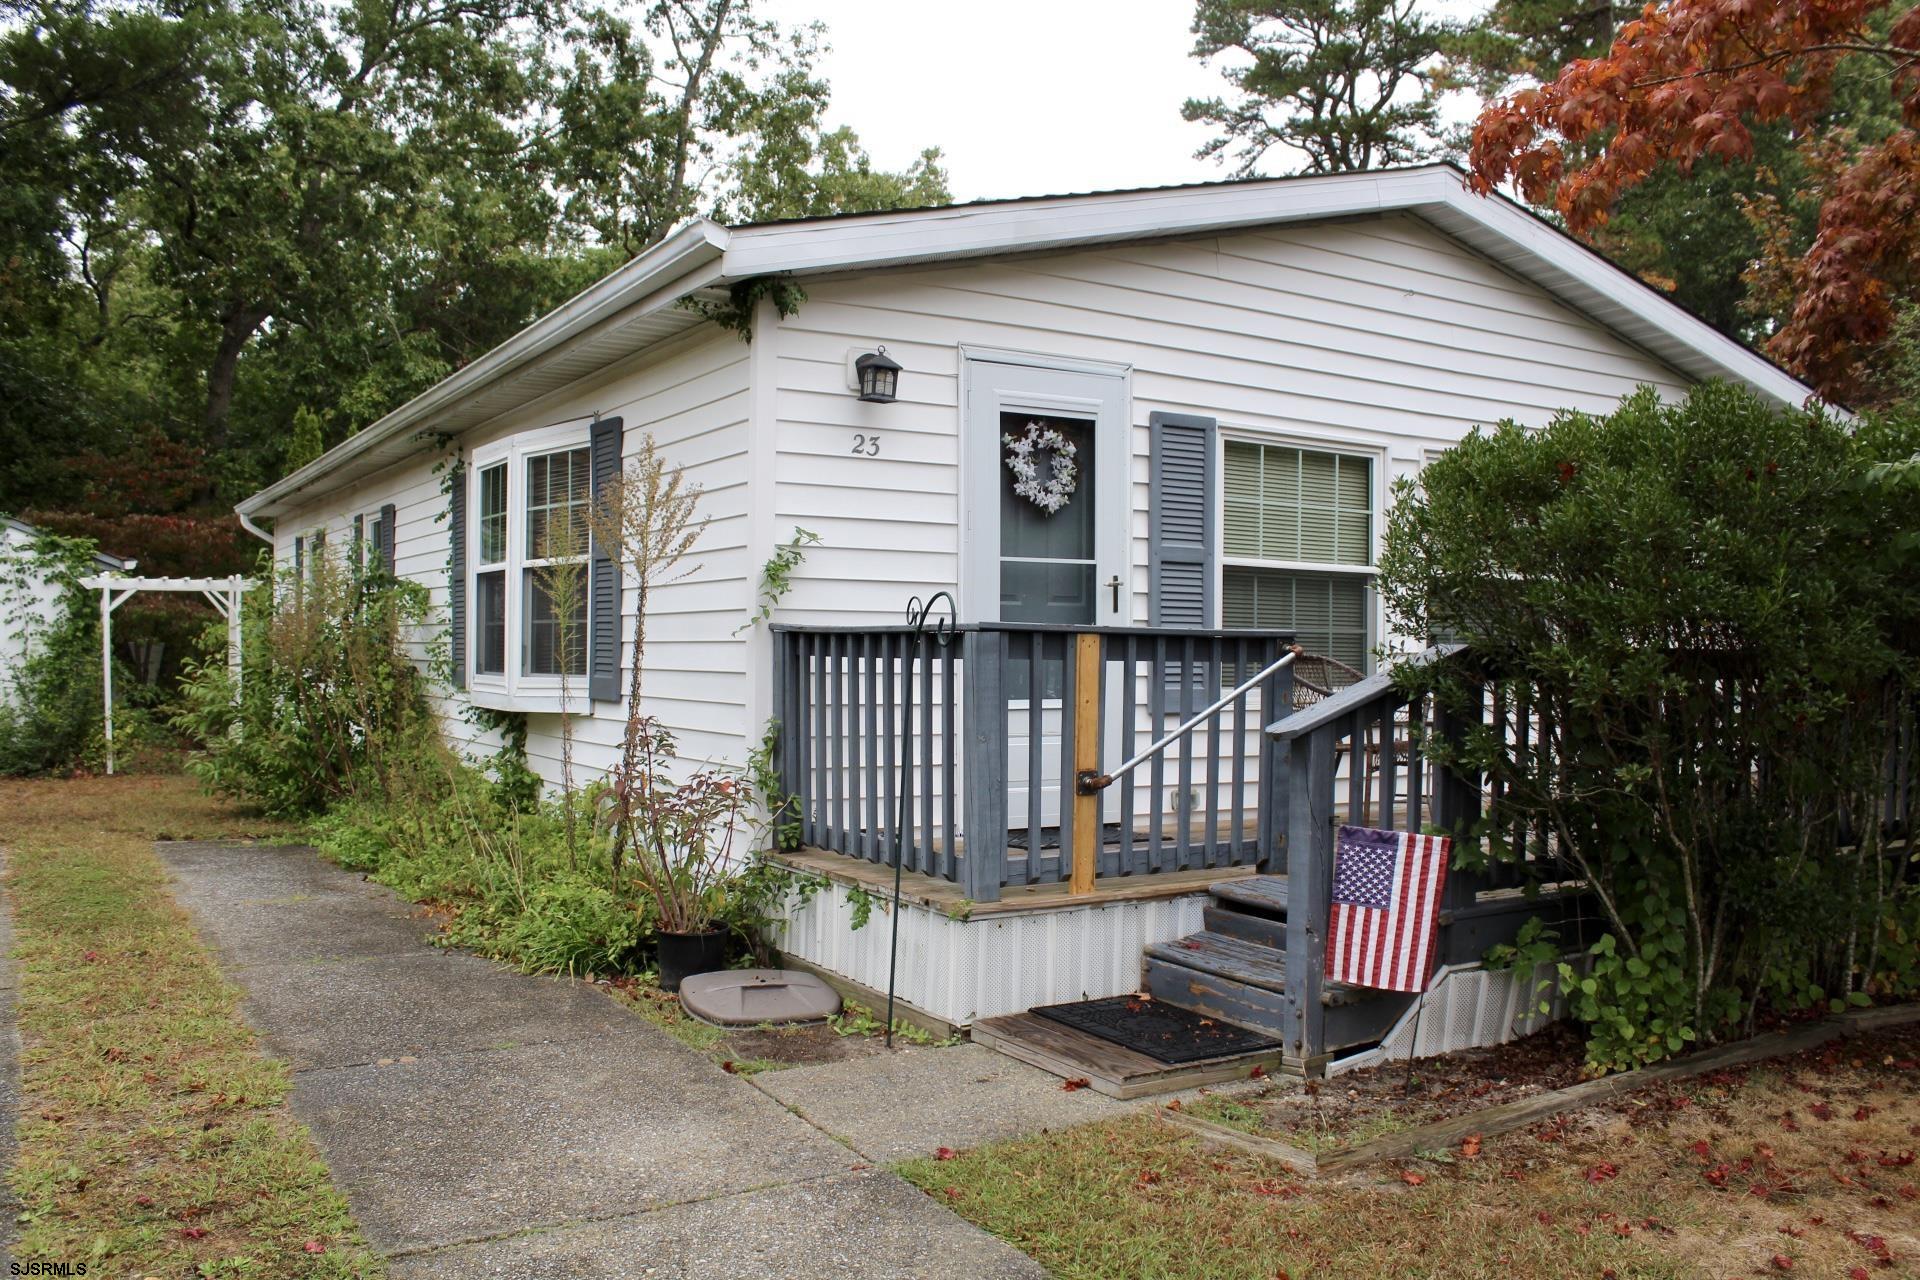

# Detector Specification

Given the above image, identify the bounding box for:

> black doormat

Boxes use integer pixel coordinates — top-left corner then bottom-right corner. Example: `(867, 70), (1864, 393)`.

(1031, 995), (1281, 1065)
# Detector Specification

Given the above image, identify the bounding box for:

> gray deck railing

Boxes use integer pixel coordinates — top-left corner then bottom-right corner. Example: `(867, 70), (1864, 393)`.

(1267, 646), (1920, 1065)
(1268, 646), (1579, 1064)
(771, 623), (1296, 902)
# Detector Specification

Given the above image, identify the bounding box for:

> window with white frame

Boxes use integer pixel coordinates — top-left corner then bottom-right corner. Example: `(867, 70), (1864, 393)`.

(523, 447), (589, 677)
(359, 510), (384, 571)
(1220, 440), (1374, 672)
(468, 426), (591, 694)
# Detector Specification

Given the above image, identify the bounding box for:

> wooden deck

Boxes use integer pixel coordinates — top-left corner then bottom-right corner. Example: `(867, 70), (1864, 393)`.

(771, 846), (1261, 917)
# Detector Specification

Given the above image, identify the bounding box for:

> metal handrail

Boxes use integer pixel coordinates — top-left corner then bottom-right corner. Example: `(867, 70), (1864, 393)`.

(1076, 646), (1300, 795)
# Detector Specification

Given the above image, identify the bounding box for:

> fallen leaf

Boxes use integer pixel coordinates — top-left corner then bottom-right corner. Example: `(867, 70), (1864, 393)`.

(1400, 1170), (1425, 1186)
(1876, 1151), (1915, 1167)
(1770, 1255), (1793, 1271)
(178, 1227), (208, 1241)
(1061, 1077), (1091, 1092)
(1811, 1103), (1834, 1121)
(1461, 1134), (1482, 1158)
(1248, 1064), (1266, 1080)
(301, 1240), (325, 1254)
(719, 1060), (738, 1074)
(1585, 1161), (1619, 1183)
(935, 1147), (956, 1161)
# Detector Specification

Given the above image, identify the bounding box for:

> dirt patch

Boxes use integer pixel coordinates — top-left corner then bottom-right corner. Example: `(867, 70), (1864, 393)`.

(718, 1022), (893, 1069)
(1189, 1016), (1920, 1167)
(598, 975), (916, 1072)
(1190, 1022), (1593, 1151)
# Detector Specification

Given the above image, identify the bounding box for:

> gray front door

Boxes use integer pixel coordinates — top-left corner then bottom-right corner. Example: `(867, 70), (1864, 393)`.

(963, 358), (1129, 625)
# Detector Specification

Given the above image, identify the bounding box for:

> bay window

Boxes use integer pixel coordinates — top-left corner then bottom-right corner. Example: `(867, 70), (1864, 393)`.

(1221, 440), (1374, 672)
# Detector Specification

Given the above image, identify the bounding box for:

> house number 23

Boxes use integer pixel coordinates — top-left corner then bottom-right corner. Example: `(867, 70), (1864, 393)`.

(850, 433), (881, 456)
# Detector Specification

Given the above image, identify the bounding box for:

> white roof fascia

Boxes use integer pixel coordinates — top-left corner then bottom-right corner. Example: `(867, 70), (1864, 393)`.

(719, 167), (1403, 279)
(723, 165), (1814, 410)
(237, 218), (730, 519)
(239, 165), (1823, 520)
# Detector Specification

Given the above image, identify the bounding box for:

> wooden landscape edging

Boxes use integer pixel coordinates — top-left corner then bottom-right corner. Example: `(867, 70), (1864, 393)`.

(1160, 1002), (1920, 1178)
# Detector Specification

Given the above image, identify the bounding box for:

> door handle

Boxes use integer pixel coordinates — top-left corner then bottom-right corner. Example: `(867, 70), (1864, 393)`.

(1107, 574), (1121, 613)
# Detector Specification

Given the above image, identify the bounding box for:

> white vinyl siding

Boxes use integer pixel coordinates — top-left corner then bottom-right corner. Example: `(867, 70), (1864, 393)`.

(271, 327), (753, 788)
(762, 212), (1690, 642)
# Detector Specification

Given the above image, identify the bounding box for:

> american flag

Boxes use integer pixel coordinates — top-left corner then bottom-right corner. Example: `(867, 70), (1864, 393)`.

(1323, 825), (1451, 994)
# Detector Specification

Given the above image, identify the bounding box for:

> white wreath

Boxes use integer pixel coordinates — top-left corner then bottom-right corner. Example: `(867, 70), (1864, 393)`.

(1002, 421), (1079, 516)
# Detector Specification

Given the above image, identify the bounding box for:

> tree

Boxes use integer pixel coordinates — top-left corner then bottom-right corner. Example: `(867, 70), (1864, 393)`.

(1185, 0), (1462, 175)
(1467, 0), (1920, 404)
(1, 0), (951, 507)
(1445, 0), (1637, 99)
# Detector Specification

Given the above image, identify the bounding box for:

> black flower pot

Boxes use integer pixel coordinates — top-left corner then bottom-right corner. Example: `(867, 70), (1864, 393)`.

(657, 928), (727, 992)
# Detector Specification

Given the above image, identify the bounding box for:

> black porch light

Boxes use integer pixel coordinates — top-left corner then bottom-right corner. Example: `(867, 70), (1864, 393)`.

(855, 346), (902, 403)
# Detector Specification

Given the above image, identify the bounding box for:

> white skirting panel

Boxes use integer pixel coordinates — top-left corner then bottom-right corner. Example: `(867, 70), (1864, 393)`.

(776, 883), (1209, 1027)
(1327, 960), (1566, 1076)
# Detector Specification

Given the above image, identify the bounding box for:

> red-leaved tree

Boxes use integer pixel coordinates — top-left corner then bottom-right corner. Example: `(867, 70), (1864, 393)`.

(1468, 0), (1920, 404)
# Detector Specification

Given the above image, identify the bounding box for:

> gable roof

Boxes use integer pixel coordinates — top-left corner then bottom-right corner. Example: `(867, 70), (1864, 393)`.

(2, 516), (134, 572)
(238, 162), (1819, 520)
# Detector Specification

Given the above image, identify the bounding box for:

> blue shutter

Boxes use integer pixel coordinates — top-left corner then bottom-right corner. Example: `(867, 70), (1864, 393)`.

(587, 416), (623, 703)
(448, 463), (467, 690)
(378, 502), (396, 573)
(1149, 411), (1218, 700)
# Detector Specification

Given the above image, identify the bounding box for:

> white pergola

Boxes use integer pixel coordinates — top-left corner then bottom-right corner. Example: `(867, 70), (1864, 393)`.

(78, 574), (256, 775)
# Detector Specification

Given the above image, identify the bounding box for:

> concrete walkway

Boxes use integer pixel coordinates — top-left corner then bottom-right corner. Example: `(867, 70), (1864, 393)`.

(156, 842), (1043, 1279)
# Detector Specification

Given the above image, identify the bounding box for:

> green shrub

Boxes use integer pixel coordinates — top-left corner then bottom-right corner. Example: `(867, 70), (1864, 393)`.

(1381, 384), (1920, 1069)
(174, 547), (438, 815)
(178, 509), (803, 980)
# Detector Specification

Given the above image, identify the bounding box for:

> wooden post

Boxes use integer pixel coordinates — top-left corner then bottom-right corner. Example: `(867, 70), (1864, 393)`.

(960, 629), (1009, 903)
(1070, 631), (1102, 895)
(227, 575), (244, 704)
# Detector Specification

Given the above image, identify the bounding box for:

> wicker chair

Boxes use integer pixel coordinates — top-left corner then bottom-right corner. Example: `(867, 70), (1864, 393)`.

(1289, 652), (1365, 711)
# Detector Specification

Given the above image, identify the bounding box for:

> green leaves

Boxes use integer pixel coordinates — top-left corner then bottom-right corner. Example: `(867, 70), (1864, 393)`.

(1184, 0), (1461, 175)
(1384, 383), (1920, 1072)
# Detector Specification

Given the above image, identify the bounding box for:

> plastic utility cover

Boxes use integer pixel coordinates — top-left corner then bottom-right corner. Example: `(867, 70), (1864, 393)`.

(678, 969), (842, 1027)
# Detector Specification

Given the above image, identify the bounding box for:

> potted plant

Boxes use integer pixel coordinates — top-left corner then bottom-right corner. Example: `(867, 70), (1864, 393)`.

(611, 716), (752, 990)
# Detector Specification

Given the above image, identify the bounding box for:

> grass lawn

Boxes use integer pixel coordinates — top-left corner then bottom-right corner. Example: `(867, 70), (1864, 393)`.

(899, 1026), (1920, 1280)
(0, 772), (382, 1278)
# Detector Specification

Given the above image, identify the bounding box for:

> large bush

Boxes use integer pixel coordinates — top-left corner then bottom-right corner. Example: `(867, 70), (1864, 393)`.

(1381, 384), (1920, 1069)
(174, 549), (439, 815)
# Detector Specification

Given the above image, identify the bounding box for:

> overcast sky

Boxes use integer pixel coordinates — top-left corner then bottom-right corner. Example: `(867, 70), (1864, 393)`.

(763, 0), (1228, 203)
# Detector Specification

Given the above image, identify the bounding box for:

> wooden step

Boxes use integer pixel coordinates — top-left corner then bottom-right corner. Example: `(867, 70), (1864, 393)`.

(1143, 931), (1289, 993)
(971, 1011), (1289, 1098)
(1209, 874), (1289, 920)
(1202, 903), (1288, 950)
(1143, 952), (1292, 1039)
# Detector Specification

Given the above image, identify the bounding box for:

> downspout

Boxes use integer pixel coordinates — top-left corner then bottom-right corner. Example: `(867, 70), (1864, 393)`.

(237, 510), (274, 546)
